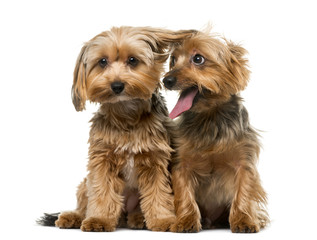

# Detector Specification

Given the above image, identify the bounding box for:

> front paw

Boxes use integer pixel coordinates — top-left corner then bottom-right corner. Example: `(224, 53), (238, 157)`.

(231, 221), (260, 233)
(147, 217), (176, 232)
(170, 216), (201, 233)
(81, 217), (116, 232)
(230, 213), (260, 233)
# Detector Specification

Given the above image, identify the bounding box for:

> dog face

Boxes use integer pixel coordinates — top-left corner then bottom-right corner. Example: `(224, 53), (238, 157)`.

(72, 26), (196, 111)
(163, 30), (250, 118)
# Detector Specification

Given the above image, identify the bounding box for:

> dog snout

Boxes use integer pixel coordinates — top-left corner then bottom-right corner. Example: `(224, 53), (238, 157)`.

(163, 75), (177, 89)
(111, 81), (125, 94)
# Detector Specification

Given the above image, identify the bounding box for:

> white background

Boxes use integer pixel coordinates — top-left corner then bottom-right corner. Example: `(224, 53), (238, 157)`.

(1, 0), (316, 239)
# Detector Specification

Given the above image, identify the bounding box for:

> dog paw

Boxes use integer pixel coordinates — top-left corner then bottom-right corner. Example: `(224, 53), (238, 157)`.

(81, 217), (116, 232)
(231, 220), (260, 233)
(147, 217), (176, 232)
(127, 211), (145, 229)
(170, 216), (201, 233)
(55, 212), (83, 229)
(230, 212), (260, 233)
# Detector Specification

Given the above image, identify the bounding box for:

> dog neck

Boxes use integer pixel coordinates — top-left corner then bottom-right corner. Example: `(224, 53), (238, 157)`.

(98, 98), (152, 129)
(192, 90), (234, 114)
(178, 93), (247, 150)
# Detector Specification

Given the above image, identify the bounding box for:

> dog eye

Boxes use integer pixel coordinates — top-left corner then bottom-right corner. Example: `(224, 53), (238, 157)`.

(170, 56), (176, 68)
(98, 58), (108, 68)
(127, 56), (139, 67)
(192, 54), (205, 65)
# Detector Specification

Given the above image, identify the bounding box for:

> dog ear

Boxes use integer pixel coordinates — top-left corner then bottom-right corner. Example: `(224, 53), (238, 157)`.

(141, 28), (197, 63)
(156, 29), (198, 63)
(71, 44), (88, 111)
(154, 29), (198, 45)
(226, 41), (250, 92)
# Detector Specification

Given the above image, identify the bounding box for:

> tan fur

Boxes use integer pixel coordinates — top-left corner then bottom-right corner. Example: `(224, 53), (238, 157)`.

(55, 26), (194, 232)
(164, 29), (269, 233)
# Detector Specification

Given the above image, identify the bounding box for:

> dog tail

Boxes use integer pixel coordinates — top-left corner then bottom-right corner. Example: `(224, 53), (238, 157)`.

(36, 213), (59, 227)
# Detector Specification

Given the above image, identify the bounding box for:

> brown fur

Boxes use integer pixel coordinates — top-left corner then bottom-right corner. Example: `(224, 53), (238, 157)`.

(163, 28), (269, 233)
(55, 26), (194, 232)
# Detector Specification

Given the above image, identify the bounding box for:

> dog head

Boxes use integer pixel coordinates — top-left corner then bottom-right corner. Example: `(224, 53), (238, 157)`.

(163, 29), (250, 119)
(71, 26), (195, 111)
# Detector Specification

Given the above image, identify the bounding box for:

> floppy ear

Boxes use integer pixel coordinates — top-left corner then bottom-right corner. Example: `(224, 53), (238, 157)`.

(226, 41), (250, 91)
(142, 28), (197, 63)
(71, 44), (88, 111)
(154, 29), (197, 46)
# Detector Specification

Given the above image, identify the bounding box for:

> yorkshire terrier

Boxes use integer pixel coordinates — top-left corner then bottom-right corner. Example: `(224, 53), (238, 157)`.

(163, 28), (269, 233)
(40, 26), (194, 232)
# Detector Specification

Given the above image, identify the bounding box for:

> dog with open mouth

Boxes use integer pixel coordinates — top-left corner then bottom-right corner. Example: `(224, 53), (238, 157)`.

(163, 28), (269, 233)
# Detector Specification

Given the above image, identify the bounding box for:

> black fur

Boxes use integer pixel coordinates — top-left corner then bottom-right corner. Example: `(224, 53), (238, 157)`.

(36, 213), (59, 227)
(178, 94), (252, 149)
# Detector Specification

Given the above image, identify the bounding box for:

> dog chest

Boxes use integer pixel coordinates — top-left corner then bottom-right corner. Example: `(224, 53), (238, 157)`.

(122, 154), (138, 188)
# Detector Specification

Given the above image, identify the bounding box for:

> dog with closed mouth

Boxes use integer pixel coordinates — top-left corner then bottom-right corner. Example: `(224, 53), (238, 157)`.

(39, 26), (195, 232)
(163, 28), (269, 233)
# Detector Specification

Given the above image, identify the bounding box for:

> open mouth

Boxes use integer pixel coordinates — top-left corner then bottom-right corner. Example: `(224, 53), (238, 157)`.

(169, 86), (199, 119)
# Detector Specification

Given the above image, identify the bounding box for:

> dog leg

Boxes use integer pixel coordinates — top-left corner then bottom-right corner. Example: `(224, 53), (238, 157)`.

(229, 159), (268, 233)
(55, 178), (88, 228)
(81, 157), (125, 232)
(134, 152), (175, 231)
(170, 164), (201, 233)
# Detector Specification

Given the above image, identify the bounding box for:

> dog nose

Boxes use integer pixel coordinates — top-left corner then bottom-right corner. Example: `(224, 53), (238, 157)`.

(163, 76), (177, 89)
(111, 81), (125, 94)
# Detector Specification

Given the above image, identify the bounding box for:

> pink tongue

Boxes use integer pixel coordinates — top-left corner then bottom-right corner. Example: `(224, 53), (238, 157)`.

(169, 88), (198, 119)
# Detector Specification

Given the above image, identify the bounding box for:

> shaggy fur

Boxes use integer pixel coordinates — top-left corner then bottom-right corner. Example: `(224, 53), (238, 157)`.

(163, 28), (269, 233)
(50, 26), (194, 232)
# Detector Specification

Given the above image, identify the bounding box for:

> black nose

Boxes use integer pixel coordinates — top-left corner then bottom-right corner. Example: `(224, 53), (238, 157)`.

(163, 75), (177, 89)
(111, 81), (125, 94)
